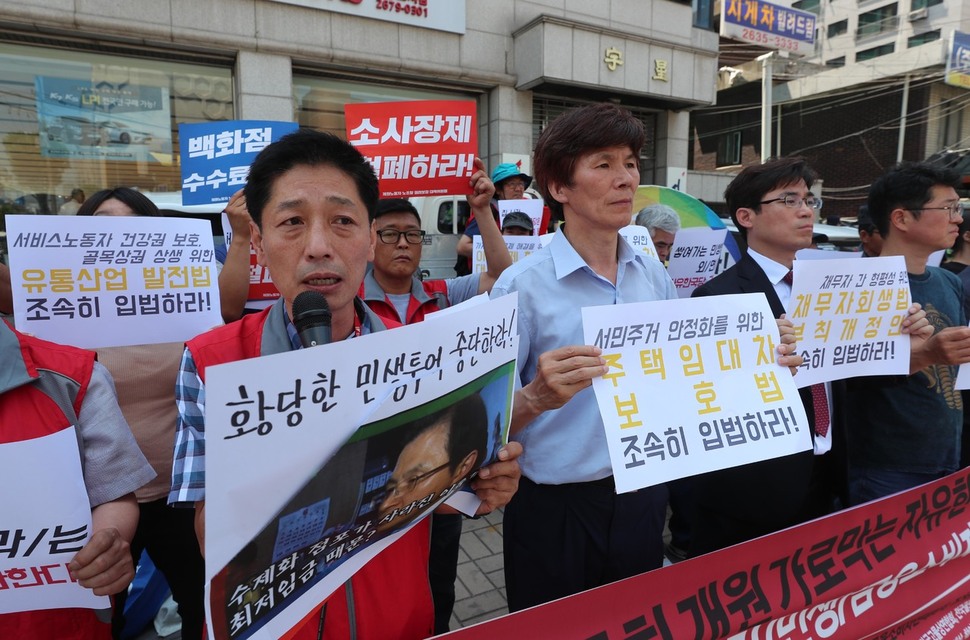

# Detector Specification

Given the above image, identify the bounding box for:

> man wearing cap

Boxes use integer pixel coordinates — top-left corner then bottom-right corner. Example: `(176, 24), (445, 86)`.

(501, 211), (535, 236)
(357, 191), (511, 634)
(455, 163), (533, 271)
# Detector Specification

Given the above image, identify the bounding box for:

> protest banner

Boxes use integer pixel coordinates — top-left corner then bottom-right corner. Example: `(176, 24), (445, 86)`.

(471, 235), (543, 274)
(221, 212), (281, 305)
(497, 199), (545, 236)
(665, 227), (728, 297)
(179, 120), (299, 205)
(203, 294), (519, 639)
(619, 225), (660, 262)
(6, 215), (221, 348)
(345, 100), (477, 198)
(444, 469), (970, 639)
(582, 293), (810, 493)
(0, 427), (106, 614)
(788, 256), (911, 388)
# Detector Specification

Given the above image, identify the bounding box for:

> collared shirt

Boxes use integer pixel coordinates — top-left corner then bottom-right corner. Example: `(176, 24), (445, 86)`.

(747, 248), (832, 455)
(169, 299), (375, 506)
(490, 231), (678, 484)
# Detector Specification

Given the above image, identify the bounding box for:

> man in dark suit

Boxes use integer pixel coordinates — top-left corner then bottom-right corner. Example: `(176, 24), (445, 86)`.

(689, 157), (929, 556)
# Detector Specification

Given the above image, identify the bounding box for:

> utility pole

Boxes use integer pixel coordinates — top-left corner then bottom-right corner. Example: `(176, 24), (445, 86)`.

(758, 51), (775, 164)
(897, 74), (911, 162)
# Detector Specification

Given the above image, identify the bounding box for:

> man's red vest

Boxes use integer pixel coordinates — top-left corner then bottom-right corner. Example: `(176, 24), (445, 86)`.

(187, 303), (434, 640)
(0, 321), (110, 640)
(358, 269), (451, 326)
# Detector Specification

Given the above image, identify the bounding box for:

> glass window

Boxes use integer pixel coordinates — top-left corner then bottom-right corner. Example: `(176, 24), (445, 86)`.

(827, 20), (848, 38)
(911, 0), (943, 9)
(825, 56), (846, 67)
(0, 41), (233, 221)
(908, 30), (941, 48)
(792, 0), (820, 13)
(716, 131), (742, 167)
(292, 75), (477, 140)
(856, 43), (895, 61)
(857, 4), (898, 38)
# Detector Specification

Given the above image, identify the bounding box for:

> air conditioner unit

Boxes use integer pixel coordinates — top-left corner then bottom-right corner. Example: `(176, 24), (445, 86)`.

(908, 7), (929, 21)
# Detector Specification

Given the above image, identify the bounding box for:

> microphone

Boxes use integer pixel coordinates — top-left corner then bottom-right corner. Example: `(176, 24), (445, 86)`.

(292, 290), (332, 348)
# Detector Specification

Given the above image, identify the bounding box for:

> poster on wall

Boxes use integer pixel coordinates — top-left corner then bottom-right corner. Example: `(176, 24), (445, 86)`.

(34, 76), (172, 163)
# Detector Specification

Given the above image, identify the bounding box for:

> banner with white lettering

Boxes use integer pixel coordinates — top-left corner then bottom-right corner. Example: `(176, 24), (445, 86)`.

(345, 100), (477, 198)
(0, 427), (105, 613)
(6, 215), (221, 348)
(789, 256), (911, 388)
(179, 120), (298, 205)
(582, 293), (810, 493)
(204, 294), (518, 639)
(443, 469), (970, 639)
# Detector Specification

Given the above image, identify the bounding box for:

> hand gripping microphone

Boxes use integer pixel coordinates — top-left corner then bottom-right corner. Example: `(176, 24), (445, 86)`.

(292, 290), (332, 348)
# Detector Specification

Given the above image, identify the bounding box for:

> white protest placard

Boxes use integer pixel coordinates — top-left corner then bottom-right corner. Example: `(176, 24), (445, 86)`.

(582, 293), (810, 494)
(6, 215), (221, 348)
(204, 294), (518, 640)
(789, 256), (911, 388)
(795, 248), (862, 261)
(471, 235), (543, 274)
(665, 227), (728, 298)
(0, 427), (106, 614)
(619, 225), (659, 261)
(497, 199), (543, 235)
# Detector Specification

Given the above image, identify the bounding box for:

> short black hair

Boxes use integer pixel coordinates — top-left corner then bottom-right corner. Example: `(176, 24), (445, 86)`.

(867, 162), (962, 237)
(724, 157), (817, 239)
(76, 187), (160, 217)
(373, 198), (420, 224)
(244, 129), (379, 228)
(400, 393), (488, 476)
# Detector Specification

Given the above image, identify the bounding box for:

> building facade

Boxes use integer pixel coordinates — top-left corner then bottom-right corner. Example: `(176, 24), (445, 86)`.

(691, 0), (970, 218)
(0, 0), (719, 247)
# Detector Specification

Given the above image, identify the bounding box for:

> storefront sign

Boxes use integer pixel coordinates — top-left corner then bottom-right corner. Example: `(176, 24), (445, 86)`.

(720, 0), (816, 56)
(269, 0), (464, 34)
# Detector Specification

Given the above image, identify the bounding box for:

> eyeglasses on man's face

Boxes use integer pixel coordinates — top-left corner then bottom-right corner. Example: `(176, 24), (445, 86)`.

(384, 461), (451, 498)
(377, 229), (426, 245)
(910, 202), (966, 218)
(758, 194), (823, 211)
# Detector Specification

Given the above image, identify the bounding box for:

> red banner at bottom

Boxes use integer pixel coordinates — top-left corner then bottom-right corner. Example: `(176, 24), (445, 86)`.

(444, 470), (970, 639)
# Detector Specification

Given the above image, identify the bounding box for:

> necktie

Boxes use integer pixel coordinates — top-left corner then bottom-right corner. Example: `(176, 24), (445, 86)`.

(782, 269), (829, 437)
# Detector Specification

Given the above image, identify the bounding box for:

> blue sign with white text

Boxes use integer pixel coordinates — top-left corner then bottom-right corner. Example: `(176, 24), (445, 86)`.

(179, 120), (299, 205)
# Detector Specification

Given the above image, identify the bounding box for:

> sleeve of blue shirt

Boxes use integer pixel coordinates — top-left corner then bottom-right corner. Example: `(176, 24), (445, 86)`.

(169, 347), (207, 506)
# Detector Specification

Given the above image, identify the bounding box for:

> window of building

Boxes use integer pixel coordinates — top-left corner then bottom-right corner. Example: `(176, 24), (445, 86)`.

(857, 3), (898, 39)
(532, 97), (658, 185)
(716, 131), (742, 166)
(908, 30), (941, 48)
(911, 0), (943, 9)
(856, 43), (895, 61)
(0, 41), (233, 221)
(693, 0), (715, 29)
(826, 56), (846, 67)
(793, 0), (821, 13)
(827, 20), (848, 38)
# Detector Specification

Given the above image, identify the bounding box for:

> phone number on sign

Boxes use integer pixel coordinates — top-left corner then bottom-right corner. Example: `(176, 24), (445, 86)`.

(741, 28), (803, 52)
(376, 0), (428, 17)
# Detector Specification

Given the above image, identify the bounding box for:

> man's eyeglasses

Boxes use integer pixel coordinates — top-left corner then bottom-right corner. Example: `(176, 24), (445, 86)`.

(759, 195), (823, 211)
(384, 461), (451, 497)
(377, 229), (426, 245)
(910, 203), (966, 218)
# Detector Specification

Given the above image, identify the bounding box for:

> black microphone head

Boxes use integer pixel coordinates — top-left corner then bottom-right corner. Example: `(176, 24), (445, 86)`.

(292, 290), (332, 331)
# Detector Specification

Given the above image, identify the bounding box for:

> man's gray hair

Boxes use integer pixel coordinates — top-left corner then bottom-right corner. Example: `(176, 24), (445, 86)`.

(635, 204), (681, 234)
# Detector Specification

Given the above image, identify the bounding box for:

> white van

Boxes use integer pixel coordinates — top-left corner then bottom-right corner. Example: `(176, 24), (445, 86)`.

(143, 192), (470, 279)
